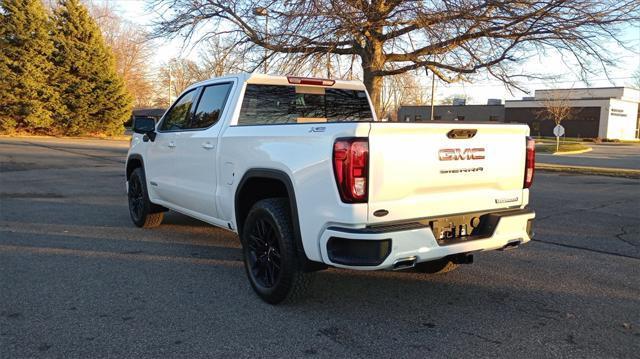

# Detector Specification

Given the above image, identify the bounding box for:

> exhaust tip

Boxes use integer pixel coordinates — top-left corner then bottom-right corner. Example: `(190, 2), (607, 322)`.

(392, 256), (417, 270)
(500, 240), (522, 251)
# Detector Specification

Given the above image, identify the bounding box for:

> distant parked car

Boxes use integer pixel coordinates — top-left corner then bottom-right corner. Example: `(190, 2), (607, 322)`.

(126, 108), (166, 128)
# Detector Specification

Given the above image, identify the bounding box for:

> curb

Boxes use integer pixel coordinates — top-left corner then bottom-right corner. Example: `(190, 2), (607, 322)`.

(536, 163), (640, 179)
(552, 148), (593, 155)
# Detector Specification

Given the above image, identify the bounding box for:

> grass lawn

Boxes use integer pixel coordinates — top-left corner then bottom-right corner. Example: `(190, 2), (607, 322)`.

(533, 136), (587, 144)
(536, 142), (591, 154)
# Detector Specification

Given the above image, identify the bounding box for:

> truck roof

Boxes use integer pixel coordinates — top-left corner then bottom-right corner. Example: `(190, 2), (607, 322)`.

(187, 73), (368, 92)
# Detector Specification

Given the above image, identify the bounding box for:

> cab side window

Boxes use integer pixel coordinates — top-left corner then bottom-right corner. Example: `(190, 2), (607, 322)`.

(189, 83), (232, 129)
(159, 89), (197, 131)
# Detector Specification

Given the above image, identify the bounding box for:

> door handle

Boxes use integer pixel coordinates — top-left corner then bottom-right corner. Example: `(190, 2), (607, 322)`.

(201, 142), (215, 150)
(168, 141), (176, 148)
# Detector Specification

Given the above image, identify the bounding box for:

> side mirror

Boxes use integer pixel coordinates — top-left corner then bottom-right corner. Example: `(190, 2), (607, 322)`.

(132, 117), (156, 141)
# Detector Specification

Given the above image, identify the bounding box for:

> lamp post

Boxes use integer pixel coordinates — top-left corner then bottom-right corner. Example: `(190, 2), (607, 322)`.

(425, 67), (435, 121)
(168, 66), (172, 105)
(429, 70), (435, 121)
(253, 7), (269, 73)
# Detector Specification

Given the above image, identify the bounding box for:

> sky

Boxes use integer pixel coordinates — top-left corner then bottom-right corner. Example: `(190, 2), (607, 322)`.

(100, 0), (640, 104)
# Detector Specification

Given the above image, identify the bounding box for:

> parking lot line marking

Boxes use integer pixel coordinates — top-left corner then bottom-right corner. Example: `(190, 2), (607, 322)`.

(533, 239), (640, 260)
(0, 222), (240, 249)
(0, 244), (243, 267)
(20, 140), (126, 164)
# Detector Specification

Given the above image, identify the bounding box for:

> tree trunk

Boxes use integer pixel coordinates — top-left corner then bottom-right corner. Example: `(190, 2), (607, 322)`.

(361, 41), (386, 119)
(363, 69), (384, 119)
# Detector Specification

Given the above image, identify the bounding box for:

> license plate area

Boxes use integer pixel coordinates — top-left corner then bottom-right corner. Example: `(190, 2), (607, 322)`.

(427, 212), (496, 245)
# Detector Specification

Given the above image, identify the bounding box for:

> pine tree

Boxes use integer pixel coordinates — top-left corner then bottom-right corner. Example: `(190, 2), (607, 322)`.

(0, 0), (58, 134)
(50, 0), (131, 136)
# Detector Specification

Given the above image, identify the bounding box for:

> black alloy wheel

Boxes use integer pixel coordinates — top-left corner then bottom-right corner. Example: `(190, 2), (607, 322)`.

(241, 198), (313, 304)
(246, 218), (282, 288)
(127, 167), (164, 228)
(128, 174), (145, 223)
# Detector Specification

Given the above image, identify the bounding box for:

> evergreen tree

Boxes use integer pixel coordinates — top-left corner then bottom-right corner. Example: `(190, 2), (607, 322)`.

(0, 0), (58, 134)
(50, 0), (131, 136)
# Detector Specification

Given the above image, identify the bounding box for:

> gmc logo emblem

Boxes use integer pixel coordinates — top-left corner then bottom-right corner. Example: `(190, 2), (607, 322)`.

(439, 148), (486, 161)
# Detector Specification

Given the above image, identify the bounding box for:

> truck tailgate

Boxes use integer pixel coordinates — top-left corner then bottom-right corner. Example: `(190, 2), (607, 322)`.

(367, 123), (530, 224)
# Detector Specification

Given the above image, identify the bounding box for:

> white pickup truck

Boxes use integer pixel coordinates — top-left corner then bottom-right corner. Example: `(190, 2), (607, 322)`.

(126, 73), (536, 304)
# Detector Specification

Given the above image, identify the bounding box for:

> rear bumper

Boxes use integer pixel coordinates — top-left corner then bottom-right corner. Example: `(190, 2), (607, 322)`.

(319, 209), (535, 270)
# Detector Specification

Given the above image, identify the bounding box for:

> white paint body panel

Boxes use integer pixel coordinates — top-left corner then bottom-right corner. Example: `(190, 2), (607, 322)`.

(127, 73), (534, 269)
(320, 209), (535, 270)
(367, 123), (529, 224)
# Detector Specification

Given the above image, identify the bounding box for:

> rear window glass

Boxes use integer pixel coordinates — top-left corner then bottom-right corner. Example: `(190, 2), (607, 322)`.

(237, 84), (373, 125)
(189, 83), (232, 129)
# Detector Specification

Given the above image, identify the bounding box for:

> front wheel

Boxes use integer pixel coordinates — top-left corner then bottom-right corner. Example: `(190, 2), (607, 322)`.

(128, 167), (164, 228)
(241, 198), (313, 304)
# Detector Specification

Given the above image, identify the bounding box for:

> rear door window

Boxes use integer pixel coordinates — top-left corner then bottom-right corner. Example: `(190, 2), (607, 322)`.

(159, 89), (197, 131)
(189, 83), (232, 129)
(237, 84), (373, 125)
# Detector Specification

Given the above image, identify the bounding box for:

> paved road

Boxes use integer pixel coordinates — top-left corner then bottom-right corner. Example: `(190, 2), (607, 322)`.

(1, 137), (639, 358)
(537, 143), (640, 170)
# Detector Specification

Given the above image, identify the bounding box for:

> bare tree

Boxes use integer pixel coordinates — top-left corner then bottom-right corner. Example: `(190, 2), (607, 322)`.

(199, 36), (251, 77)
(536, 91), (579, 149)
(151, 0), (639, 116)
(87, 1), (155, 107)
(155, 58), (209, 106)
(537, 96), (575, 126)
(381, 71), (429, 120)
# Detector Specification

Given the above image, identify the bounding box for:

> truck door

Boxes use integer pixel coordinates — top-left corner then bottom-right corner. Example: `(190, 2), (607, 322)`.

(144, 88), (199, 206)
(171, 82), (234, 219)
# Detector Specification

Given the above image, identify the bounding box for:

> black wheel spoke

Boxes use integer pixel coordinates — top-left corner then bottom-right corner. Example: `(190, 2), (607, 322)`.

(249, 234), (267, 249)
(246, 217), (282, 289)
(270, 257), (280, 270)
(128, 176), (146, 221)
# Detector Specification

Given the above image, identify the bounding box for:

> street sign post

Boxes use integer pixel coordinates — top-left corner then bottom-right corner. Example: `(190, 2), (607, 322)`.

(553, 124), (565, 152)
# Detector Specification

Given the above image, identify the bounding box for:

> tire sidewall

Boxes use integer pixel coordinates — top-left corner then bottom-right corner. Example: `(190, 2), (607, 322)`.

(128, 168), (151, 227)
(241, 199), (298, 304)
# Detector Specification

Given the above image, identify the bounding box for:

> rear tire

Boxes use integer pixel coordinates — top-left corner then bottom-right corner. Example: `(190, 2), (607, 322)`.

(128, 167), (164, 228)
(413, 258), (459, 274)
(241, 198), (313, 304)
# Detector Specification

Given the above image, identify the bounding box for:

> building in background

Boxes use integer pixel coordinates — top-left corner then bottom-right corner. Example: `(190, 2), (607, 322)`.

(398, 100), (505, 123)
(505, 87), (639, 140)
(397, 87), (639, 140)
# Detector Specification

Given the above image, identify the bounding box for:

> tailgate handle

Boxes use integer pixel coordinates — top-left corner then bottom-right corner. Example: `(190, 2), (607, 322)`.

(447, 129), (477, 139)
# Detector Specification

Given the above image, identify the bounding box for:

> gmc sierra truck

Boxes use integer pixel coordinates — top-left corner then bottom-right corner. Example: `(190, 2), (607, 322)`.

(126, 73), (536, 304)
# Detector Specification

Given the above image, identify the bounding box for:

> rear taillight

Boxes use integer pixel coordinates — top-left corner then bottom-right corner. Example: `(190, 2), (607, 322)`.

(524, 136), (535, 188)
(333, 138), (369, 203)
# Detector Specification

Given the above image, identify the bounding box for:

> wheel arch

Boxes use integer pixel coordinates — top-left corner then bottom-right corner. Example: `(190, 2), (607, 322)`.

(235, 169), (322, 269)
(126, 154), (144, 180)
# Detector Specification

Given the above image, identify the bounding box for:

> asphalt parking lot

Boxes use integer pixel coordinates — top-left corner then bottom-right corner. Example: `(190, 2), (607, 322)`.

(1, 137), (639, 358)
(537, 143), (640, 169)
